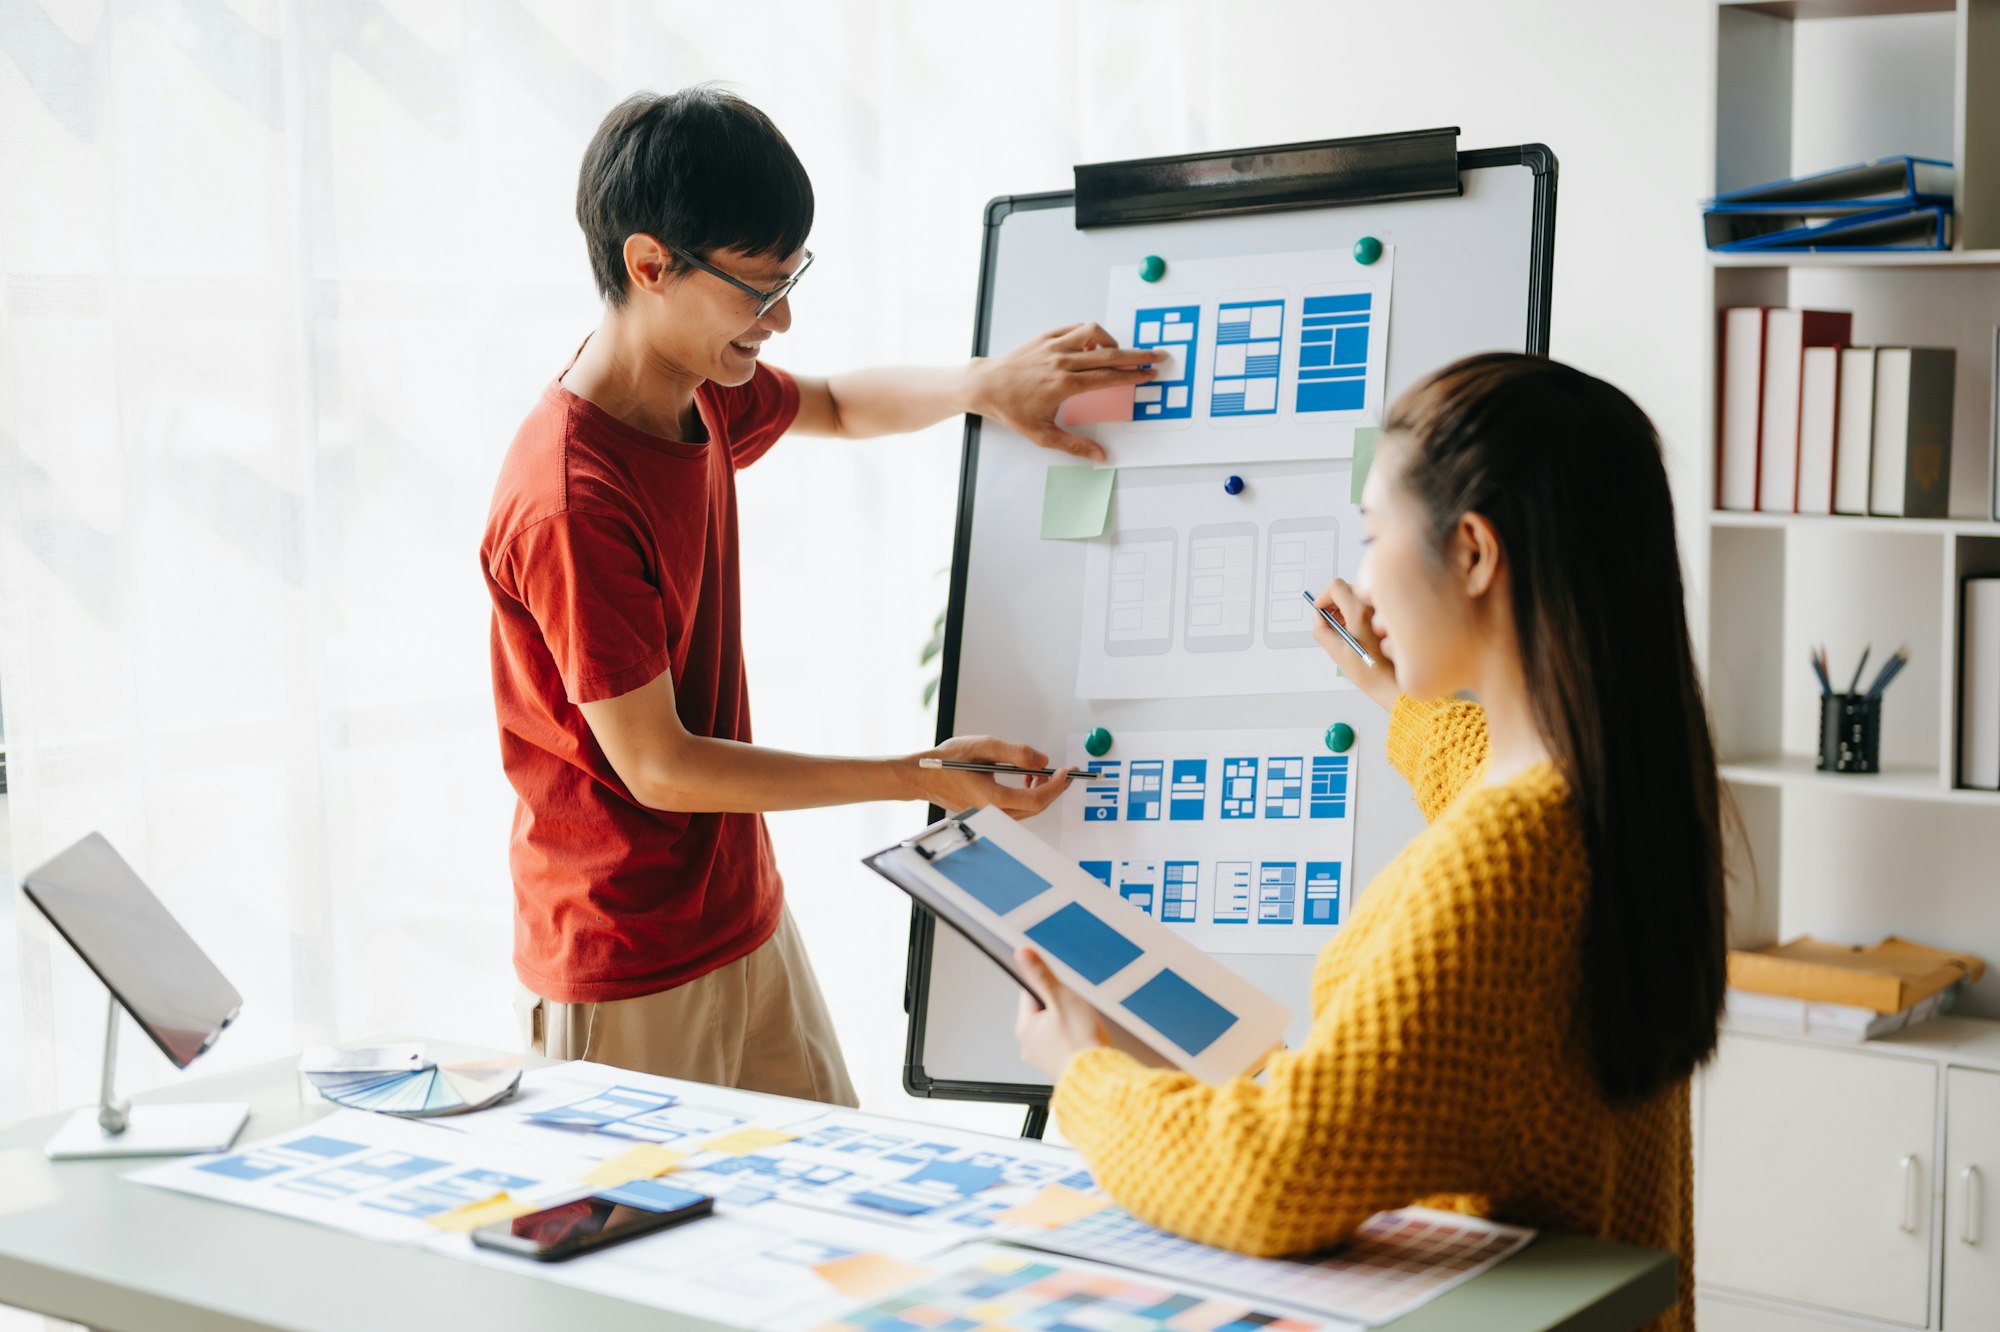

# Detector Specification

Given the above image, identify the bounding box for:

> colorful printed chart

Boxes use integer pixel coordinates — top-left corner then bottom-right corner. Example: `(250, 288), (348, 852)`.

(803, 1243), (1329, 1332)
(1019, 1205), (1534, 1326)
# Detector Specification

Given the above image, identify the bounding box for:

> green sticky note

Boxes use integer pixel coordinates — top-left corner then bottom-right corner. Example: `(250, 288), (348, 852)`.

(1041, 465), (1116, 540)
(1350, 426), (1384, 504)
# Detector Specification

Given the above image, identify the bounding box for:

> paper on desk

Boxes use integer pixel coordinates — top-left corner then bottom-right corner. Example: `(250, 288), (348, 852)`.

(582, 1143), (689, 1188)
(436, 1197), (966, 1329)
(129, 1109), (595, 1245)
(701, 1125), (800, 1155)
(993, 1183), (1112, 1229)
(427, 1191), (540, 1234)
(812, 1250), (937, 1297)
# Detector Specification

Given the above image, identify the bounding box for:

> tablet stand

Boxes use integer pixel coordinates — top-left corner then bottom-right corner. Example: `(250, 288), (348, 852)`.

(44, 993), (249, 1160)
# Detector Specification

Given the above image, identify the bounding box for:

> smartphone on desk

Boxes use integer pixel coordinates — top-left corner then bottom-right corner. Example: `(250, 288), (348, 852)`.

(470, 1180), (714, 1262)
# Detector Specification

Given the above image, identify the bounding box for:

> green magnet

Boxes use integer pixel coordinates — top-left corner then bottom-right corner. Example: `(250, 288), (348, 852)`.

(1326, 722), (1356, 754)
(1353, 235), (1383, 266)
(1084, 727), (1114, 757)
(1138, 255), (1167, 282)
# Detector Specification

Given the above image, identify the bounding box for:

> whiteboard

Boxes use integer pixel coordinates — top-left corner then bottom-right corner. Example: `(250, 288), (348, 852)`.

(906, 148), (1555, 1102)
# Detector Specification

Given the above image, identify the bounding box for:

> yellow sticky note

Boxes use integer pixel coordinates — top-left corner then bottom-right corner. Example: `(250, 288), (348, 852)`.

(426, 1191), (539, 1234)
(582, 1143), (688, 1189)
(812, 1251), (933, 1298)
(699, 1125), (798, 1155)
(993, 1182), (1113, 1229)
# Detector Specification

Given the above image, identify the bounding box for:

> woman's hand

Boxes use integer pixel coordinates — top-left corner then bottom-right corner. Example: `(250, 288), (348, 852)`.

(1312, 577), (1399, 711)
(1014, 948), (1108, 1079)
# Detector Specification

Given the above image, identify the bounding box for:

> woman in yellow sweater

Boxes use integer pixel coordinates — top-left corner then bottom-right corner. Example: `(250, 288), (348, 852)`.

(1015, 352), (1725, 1329)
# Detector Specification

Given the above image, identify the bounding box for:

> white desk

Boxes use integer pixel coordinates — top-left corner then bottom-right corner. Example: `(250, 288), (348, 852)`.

(0, 1038), (1675, 1331)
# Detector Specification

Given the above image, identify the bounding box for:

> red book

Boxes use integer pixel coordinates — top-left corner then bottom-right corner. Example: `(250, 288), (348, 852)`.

(1757, 310), (1853, 514)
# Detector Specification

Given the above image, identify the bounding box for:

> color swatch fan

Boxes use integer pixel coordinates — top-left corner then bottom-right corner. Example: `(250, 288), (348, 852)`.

(300, 1046), (520, 1118)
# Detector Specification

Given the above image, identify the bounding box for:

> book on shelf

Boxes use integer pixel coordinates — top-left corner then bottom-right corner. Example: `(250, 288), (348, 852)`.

(1796, 347), (1841, 516)
(1963, 576), (2000, 791)
(1991, 327), (1999, 523)
(1717, 307), (1851, 512)
(1758, 310), (1852, 513)
(1868, 347), (1957, 518)
(1834, 347), (1877, 516)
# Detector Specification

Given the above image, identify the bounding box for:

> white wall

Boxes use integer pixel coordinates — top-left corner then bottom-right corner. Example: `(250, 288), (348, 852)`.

(0, 0), (1716, 1142)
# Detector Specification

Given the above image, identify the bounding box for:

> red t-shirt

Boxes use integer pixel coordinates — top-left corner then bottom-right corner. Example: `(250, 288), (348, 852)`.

(481, 358), (800, 1004)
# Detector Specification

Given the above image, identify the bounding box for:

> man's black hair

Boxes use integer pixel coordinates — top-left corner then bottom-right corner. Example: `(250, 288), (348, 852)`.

(576, 85), (814, 308)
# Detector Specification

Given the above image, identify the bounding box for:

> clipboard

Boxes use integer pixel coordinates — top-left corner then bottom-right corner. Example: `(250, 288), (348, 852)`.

(866, 807), (1293, 1084)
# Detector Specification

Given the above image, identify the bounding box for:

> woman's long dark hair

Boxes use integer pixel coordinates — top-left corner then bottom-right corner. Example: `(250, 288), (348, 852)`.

(1384, 353), (1727, 1103)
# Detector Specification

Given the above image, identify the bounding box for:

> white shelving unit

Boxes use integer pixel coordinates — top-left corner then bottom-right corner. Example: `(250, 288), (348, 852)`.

(1699, 4), (2000, 1329)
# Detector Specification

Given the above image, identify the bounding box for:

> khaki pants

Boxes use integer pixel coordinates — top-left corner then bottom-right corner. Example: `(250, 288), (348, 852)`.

(514, 905), (858, 1107)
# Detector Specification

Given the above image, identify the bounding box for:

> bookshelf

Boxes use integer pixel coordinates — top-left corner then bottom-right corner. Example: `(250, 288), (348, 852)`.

(1699, 4), (2000, 1328)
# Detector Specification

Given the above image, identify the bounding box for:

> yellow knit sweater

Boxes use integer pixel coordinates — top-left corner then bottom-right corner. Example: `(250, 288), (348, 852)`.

(1053, 696), (1692, 1330)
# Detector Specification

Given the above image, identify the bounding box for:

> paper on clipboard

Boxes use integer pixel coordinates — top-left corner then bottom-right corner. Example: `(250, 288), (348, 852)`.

(865, 807), (1291, 1083)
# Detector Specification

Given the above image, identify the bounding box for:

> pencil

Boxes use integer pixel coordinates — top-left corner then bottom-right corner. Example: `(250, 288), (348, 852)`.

(1846, 645), (1871, 697)
(1299, 590), (1378, 668)
(1810, 646), (1831, 696)
(917, 759), (1095, 780)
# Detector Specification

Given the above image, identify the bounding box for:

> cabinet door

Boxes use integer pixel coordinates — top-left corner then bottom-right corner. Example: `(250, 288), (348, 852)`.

(1699, 1034), (1936, 1324)
(1944, 1067), (2000, 1328)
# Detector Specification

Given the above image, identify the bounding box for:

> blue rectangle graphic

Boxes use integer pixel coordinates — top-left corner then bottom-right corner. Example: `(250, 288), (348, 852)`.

(1169, 759), (1207, 820)
(1304, 861), (1342, 925)
(1082, 759), (1121, 823)
(1304, 293), (1372, 315)
(1130, 306), (1200, 420)
(932, 838), (1051, 917)
(1310, 755), (1350, 819)
(1161, 861), (1199, 923)
(1334, 325), (1369, 364)
(1220, 757), (1258, 819)
(1024, 902), (1144, 984)
(1120, 970), (1240, 1056)
(1301, 327), (1334, 344)
(1126, 760), (1164, 821)
(1298, 380), (1366, 413)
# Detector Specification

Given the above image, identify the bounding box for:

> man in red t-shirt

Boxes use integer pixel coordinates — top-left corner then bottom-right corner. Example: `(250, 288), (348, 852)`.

(482, 87), (1162, 1104)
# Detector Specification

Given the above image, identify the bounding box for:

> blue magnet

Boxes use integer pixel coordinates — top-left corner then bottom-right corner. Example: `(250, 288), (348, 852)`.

(1223, 475), (1245, 495)
(1084, 727), (1114, 758)
(1139, 255), (1167, 283)
(1326, 722), (1356, 754)
(1353, 235), (1384, 266)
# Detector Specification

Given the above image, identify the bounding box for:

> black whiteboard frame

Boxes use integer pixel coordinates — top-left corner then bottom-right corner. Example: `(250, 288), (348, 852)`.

(902, 141), (1558, 1111)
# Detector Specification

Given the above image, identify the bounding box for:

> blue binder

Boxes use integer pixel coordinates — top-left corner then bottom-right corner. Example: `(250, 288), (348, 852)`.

(1710, 203), (1952, 253)
(1706, 156), (1954, 213)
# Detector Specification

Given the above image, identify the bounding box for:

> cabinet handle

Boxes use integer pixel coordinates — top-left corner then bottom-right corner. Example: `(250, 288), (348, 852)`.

(1964, 1165), (1983, 1246)
(1900, 1155), (1920, 1234)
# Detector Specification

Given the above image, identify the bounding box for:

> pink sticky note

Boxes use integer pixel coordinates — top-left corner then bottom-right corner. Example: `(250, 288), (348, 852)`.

(1060, 384), (1135, 425)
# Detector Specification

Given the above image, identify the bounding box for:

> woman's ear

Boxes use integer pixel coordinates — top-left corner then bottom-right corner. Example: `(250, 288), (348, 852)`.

(1458, 510), (1504, 599)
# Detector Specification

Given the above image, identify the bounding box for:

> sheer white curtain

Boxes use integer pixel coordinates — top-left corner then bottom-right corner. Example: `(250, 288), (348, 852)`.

(2, 0), (1713, 1133)
(0, 0), (1224, 1129)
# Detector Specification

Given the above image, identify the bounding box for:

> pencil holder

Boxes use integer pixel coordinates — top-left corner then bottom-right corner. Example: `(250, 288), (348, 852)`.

(1817, 693), (1881, 774)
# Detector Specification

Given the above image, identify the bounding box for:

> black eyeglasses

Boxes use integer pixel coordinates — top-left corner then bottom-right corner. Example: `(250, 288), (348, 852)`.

(663, 244), (813, 318)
